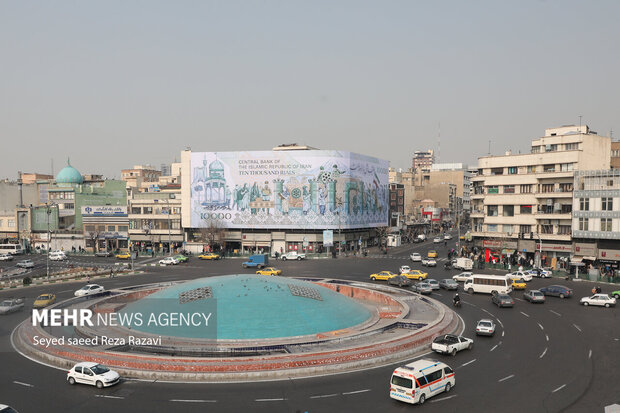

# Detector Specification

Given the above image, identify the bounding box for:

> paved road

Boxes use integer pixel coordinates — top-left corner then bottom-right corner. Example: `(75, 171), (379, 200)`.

(0, 238), (618, 412)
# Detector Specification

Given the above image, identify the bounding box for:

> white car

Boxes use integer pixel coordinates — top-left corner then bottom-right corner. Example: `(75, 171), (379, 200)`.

(49, 251), (67, 261)
(0, 404), (19, 413)
(410, 253), (422, 262)
(453, 272), (473, 282)
(580, 294), (616, 308)
(16, 259), (34, 268)
(433, 237), (442, 244)
(475, 319), (496, 336)
(507, 271), (532, 282)
(528, 268), (552, 278)
(67, 362), (120, 388)
(0, 253), (13, 261)
(399, 265), (411, 274)
(421, 258), (437, 267)
(444, 234), (452, 240)
(159, 257), (179, 266)
(74, 284), (105, 297)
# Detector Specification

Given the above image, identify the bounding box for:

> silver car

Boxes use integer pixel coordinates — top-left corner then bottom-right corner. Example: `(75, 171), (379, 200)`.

(412, 282), (433, 295)
(475, 319), (496, 336)
(439, 279), (459, 290)
(426, 279), (440, 290)
(523, 289), (545, 303)
(16, 260), (34, 268)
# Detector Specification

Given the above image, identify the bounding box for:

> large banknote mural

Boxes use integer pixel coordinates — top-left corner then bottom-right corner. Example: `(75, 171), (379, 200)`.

(189, 151), (389, 229)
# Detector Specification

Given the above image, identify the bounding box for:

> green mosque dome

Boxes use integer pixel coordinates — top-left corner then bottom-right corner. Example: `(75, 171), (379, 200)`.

(56, 159), (83, 184)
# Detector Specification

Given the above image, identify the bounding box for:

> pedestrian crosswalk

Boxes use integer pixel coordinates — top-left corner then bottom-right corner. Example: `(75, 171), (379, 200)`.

(358, 255), (451, 261)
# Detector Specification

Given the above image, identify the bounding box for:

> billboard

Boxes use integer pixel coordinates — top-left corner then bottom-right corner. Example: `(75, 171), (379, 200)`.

(190, 151), (389, 229)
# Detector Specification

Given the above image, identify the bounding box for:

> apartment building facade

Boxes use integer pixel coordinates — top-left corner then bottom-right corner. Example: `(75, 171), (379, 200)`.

(471, 125), (611, 265)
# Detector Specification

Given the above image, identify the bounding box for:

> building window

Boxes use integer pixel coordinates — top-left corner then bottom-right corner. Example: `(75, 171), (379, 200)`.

(565, 143), (578, 150)
(107, 225), (115, 232)
(487, 186), (499, 194)
(541, 224), (553, 234)
(561, 204), (572, 213)
(559, 183), (573, 192)
(507, 167), (517, 175)
(520, 185), (532, 194)
(85, 225), (95, 232)
(541, 184), (554, 193)
(558, 225), (571, 235)
(612, 149), (620, 157)
(545, 144), (558, 152)
(144, 206), (153, 214)
(487, 224), (498, 232)
(8, 220), (15, 228)
(579, 217), (589, 231)
(503, 185), (515, 194)
(131, 207), (142, 214)
(487, 205), (498, 217)
(520, 205), (532, 214)
(503, 225), (513, 234)
(602, 197), (613, 211)
(503, 205), (514, 216)
(391, 193), (396, 200)
(560, 163), (574, 172)
(520, 225), (531, 234)
(601, 218), (613, 232)
(118, 226), (128, 232)
(531, 146), (541, 154)
(527, 165), (537, 173)
(543, 164), (555, 172)
(579, 198), (589, 211)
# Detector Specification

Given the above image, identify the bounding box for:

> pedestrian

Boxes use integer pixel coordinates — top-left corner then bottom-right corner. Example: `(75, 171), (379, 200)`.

(596, 286), (601, 294)
(151, 250), (154, 258)
(110, 269), (113, 278)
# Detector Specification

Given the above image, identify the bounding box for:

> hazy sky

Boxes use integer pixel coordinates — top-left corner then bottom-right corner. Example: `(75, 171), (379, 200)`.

(1, 1), (619, 180)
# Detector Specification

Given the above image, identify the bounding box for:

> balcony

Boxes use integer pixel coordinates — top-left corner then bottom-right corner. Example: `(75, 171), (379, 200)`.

(534, 190), (573, 198)
(534, 211), (572, 220)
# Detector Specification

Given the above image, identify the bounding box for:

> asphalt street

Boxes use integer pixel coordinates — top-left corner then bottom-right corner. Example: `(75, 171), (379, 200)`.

(0, 237), (618, 413)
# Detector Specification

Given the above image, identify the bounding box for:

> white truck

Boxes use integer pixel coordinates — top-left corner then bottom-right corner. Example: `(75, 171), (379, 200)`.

(453, 257), (473, 270)
(431, 334), (473, 356)
(280, 252), (306, 261)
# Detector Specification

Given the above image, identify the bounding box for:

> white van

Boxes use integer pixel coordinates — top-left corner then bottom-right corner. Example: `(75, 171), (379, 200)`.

(49, 251), (67, 261)
(454, 257), (473, 270)
(464, 274), (512, 295)
(390, 359), (455, 405)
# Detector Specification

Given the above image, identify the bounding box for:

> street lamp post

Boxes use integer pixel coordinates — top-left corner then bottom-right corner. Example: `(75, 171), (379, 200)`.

(45, 203), (52, 280)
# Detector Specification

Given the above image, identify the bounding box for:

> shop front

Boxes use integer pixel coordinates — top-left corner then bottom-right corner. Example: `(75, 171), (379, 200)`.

(536, 242), (572, 270)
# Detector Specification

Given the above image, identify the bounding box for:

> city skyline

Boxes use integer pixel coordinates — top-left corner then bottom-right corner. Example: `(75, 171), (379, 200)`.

(2, 1), (619, 180)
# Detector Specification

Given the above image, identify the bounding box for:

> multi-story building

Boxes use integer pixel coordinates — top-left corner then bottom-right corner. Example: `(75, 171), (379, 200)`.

(181, 148), (389, 255)
(389, 183), (405, 227)
(121, 165), (161, 189)
(572, 169), (620, 273)
(412, 150), (434, 171)
(611, 141), (620, 169)
(471, 125), (611, 265)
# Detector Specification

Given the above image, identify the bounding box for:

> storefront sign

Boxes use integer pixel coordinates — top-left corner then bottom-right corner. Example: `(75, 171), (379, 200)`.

(322, 230), (334, 247)
(81, 206), (127, 216)
(483, 240), (517, 249)
(574, 243), (597, 256)
(518, 240), (535, 252)
(535, 243), (572, 252)
(598, 249), (620, 260)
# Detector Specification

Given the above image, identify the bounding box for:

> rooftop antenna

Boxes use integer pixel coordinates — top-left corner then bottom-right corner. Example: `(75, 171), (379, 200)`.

(437, 121), (441, 164)
(488, 140), (491, 155)
(51, 158), (54, 177)
(579, 115), (582, 131)
(610, 128), (614, 139)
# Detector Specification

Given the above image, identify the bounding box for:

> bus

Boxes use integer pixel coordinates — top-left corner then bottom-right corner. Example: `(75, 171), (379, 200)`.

(0, 244), (24, 255)
(464, 274), (512, 295)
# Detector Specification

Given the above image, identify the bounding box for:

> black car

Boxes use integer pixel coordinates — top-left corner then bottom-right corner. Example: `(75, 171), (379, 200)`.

(491, 293), (514, 308)
(387, 275), (412, 288)
(539, 285), (573, 299)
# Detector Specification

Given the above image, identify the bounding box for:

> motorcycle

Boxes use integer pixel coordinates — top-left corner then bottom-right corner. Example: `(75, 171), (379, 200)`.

(444, 262), (453, 270)
(453, 300), (461, 308)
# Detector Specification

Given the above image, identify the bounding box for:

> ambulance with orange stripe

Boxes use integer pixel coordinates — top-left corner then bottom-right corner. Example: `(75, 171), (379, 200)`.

(389, 359), (455, 405)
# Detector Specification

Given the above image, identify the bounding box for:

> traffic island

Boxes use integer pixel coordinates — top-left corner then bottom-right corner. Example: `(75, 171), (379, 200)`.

(13, 276), (462, 382)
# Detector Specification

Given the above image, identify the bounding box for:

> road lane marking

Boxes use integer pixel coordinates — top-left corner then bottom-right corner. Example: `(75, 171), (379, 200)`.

(170, 400), (217, 403)
(502, 331), (505, 337)
(490, 345), (498, 352)
(13, 381), (34, 387)
(95, 395), (125, 399)
(550, 310), (562, 316)
(496, 318), (504, 328)
(539, 348), (547, 359)
(310, 393), (338, 399)
(514, 297), (523, 301)
(573, 324), (582, 332)
(460, 359), (476, 367)
(255, 398), (287, 402)
(552, 384), (566, 393)
(342, 389), (371, 395)
(545, 334), (549, 342)
(588, 349), (592, 359)
(538, 323), (544, 330)
(520, 311), (530, 317)
(434, 293), (443, 296)
(498, 374), (515, 382)
(431, 395), (458, 403)
(57, 289), (73, 293)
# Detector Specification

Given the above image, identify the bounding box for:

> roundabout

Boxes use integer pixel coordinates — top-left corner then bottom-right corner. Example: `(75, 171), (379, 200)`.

(13, 274), (460, 381)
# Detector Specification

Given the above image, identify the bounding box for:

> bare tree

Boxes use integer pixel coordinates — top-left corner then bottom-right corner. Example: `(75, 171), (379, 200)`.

(200, 220), (226, 252)
(375, 225), (389, 248)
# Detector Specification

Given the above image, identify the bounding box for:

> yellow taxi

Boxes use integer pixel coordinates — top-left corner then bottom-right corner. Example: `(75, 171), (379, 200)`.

(256, 267), (282, 276)
(198, 253), (220, 260)
(403, 270), (428, 280)
(33, 293), (56, 308)
(512, 278), (527, 290)
(427, 250), (438, 258)
(116, 252), (131, 260)
(370, 271), (397, 281)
